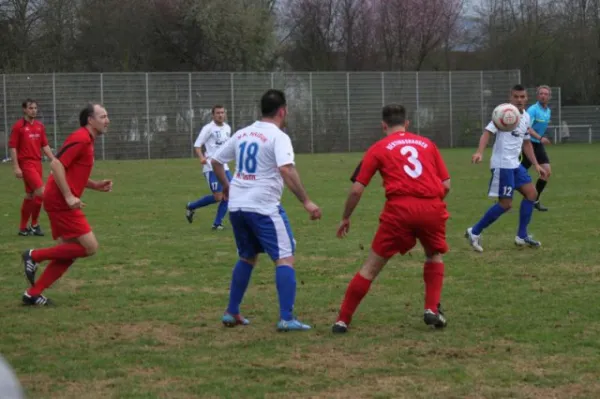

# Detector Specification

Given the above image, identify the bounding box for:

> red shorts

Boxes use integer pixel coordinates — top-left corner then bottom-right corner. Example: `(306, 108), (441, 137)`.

(47, 209), (92, 240)
(372, 198), (449, 258)
(21, 163), (43, 194)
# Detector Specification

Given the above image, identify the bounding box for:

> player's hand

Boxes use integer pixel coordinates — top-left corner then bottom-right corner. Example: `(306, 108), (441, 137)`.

(96, 179), (113, 192)
(66, 195), (85, 209)
(222, 184), (229, 201)
(303, 200), (321, 220)
(535, 165), (548, 179)
(13, 168), (23, 179)
(337, 219), (350, 238)
(471, 152), (483, 164)
(541, 137), (551, 145)
(200, 157), (208, 165)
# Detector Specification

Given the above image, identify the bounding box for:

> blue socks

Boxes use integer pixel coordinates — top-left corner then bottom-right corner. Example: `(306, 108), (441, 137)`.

(226, 260), (254, 315)
(518, 199), (535, 239)
(275, 265), (296, 321)
(472, 203), (507, 235)
(188, 195), (216, 210)
(213, 200), (228, 226)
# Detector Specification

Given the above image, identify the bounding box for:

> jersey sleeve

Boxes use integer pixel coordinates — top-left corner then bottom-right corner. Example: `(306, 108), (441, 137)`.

(8, 123), (20, 149)
(526, 105), (537, 120)
(485, 121), (498, 135)
(56, 141), (86, 168)
(350, 161), (362, 182)
(274, 134), (295, 167)
(41, 125), (49, 147)
(432, 144), (450, 181)
(193, 125), (210, 148)
(212, 134), (237, 164)
(353, 146), (380, 187)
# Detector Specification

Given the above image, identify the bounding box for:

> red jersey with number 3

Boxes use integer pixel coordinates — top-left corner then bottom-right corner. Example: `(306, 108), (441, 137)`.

(44, 127), (95, 212)
(352, 131), (449, 201)
(8, 119), (48, 166)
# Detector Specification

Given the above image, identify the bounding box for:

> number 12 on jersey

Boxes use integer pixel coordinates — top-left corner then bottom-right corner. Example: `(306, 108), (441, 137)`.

(238, 141), (259, 174)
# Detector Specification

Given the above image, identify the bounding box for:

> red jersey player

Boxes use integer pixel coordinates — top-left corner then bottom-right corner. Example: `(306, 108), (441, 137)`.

(332, 104), (451, 333)
(21, 103), (112, 306)
(9, 99), (55, 236)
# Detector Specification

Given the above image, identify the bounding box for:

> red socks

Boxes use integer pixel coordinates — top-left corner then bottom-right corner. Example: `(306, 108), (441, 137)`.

(31, 243), (89, 262)
(31, 195), (43, 226)
(337, 273), (372, 325)
(423, 261), (445, 312)
(20, 198), (34, 230)
(27, 259), (73, 296)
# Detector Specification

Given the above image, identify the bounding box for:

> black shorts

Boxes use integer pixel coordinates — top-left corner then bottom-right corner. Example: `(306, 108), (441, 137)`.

(521, 141), (550, 168)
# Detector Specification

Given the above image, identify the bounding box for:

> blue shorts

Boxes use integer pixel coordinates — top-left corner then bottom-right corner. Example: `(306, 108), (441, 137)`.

(488, 165), (532, 198)
(229, 206), (296, 261)
(204, 170), (232, 193)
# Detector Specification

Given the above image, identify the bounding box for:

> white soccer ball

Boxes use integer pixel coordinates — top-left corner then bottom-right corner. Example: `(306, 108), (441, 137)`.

(492, 103), (520, 131)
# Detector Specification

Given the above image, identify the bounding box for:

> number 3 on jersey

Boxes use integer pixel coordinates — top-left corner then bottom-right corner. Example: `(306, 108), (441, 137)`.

(238, 142), (259, 174)
(400, 145), (423, 178)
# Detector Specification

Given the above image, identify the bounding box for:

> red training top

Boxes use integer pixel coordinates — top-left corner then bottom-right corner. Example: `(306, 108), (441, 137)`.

(8, 119), (48, 166)
(352, 131), (450, 201)
(44, 127), (95, 212)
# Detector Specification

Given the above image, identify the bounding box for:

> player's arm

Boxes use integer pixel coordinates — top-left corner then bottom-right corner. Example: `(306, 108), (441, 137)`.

(40, 127), (55, 161)
(276, 135), (321, 220)
(211, 136), (237, 194)
(51, 142), (87, 208)
(433, 144), (451, 198)
(472, 123), (495, 163)
(86, 179), (113, 192)
(8, 124), (22, 178)
(194, 126), (210, 164)
(338, 150), (379, 238)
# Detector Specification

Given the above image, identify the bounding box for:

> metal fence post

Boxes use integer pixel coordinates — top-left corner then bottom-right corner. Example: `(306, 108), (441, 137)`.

(449, 71), (453, 148)
(416, 71), (420, 134)
(309, 72), (314, 154)
(3, 74), (8, 160)
(52, 73), (57, 150)
(100, 73), (105, 160)
(381, 72), (385, 106)
(589, 127), (593, 144)
(480, 71), (484, 131)
(346, 72), (351, 152)
(270, 72), (274, 89)
(145, 73), (151, 159)
(230, 73), (235, 130)
(188, 73), (194, 158)
(557, 87), (562, 144)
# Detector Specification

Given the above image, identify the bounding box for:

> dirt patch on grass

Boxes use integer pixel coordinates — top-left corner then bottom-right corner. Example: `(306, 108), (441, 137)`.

(76, 322), (186, 347)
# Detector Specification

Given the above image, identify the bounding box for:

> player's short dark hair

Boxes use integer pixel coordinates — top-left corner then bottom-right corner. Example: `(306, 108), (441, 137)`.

(22, 98), (37, 108)
(382, 104), (407, 126)
(211, 104), (224, 114)
(511, 84), (526, 92)
(261, 89), (286, 117)
(79, 103), (97, 127)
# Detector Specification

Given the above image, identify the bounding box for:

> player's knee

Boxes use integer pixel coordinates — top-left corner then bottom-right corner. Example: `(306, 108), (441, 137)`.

(276, 256), (294, 267)
(34, 186), (44, 198)
(426, 253), (443, 263)
(498, 199), (512, 211)
(214, 192), (223, 202)
(241, 256), (258, 266)
(25, 193), (34, 200)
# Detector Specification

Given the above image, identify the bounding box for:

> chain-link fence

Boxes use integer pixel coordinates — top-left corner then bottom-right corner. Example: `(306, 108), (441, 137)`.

(1, 70), (584, 161)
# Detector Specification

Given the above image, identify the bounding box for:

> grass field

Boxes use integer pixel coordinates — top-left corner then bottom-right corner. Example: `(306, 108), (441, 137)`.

(1, 144), (600, 399)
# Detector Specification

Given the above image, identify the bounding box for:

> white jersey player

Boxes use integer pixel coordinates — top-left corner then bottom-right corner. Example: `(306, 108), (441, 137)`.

(465, 84), (548, 252)
(211, 89), (321, 332)
(185, 105), (232, 229)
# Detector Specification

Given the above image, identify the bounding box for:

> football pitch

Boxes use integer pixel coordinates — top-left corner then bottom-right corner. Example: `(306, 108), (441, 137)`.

(1, 144), (600, 398)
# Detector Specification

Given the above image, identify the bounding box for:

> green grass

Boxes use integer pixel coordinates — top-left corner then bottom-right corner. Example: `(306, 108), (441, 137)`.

(1, 145), (600, 398)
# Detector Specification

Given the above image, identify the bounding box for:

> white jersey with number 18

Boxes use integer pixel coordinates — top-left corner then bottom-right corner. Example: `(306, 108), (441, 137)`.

(212, 121), (295, 215)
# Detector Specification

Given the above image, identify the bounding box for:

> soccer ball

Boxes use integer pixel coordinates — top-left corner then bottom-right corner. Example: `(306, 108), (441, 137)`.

(492, 103), (520, 131)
